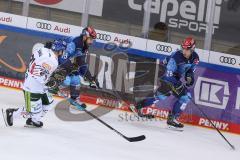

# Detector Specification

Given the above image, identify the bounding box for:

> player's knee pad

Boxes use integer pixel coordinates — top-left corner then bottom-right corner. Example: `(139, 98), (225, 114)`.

(70, 75), (81, 86)
(179, 92), (191, 103)
(179, 102), (187, 111)
(178, 93), (191, 110)
(62, 76), (71, 86)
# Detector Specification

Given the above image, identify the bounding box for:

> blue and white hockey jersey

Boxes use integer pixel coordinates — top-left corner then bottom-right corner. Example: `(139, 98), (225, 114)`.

(162, 50), (199, 87)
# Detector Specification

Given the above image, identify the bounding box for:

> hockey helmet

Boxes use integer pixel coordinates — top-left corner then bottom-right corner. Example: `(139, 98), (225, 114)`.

(51, 39), (67, 52)
(181, 37), (196, 50)
(82, 26), (97, 39)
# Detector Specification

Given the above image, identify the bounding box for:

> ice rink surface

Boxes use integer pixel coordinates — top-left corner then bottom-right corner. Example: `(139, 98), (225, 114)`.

(0, 87), (239, 160)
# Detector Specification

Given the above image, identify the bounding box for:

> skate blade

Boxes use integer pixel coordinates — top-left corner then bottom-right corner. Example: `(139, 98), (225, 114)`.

(1, 109), (8, 127)
(69, 104), (86, 111)
(167, 125), (184, 132)
(139, 114), (155, 119)
(24, 124), (42, 128)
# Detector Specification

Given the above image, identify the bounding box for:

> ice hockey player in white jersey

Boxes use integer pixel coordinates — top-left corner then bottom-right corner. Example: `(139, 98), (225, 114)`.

(3, 39), (67, 128)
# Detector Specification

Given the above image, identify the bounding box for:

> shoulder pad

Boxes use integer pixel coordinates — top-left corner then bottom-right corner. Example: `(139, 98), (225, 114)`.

(66, 42), (76, 54)
(171, 50), (183, 59)
(192, 51), (199, 59)
(64, 36), (74, 43)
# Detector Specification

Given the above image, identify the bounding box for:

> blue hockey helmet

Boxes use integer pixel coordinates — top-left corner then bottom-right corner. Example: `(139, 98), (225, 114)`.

(51, 39), (67, 52)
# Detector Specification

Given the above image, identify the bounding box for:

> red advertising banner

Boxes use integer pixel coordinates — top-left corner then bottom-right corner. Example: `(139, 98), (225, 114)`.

(13, 0), (103, 16)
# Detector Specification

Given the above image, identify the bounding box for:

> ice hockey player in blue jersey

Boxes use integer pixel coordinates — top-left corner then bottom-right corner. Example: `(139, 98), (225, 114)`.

(133, 37), (199, 130)
(46, 26), (98, 108)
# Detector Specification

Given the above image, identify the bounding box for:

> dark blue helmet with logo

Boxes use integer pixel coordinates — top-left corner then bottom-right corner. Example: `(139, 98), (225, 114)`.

(51, 39), (67, 52)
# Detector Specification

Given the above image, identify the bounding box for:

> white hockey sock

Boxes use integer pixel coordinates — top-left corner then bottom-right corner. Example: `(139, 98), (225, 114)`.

(41, 104), (53, 118)
(30, 99), (43, 122)
(13, 107), (28, 119)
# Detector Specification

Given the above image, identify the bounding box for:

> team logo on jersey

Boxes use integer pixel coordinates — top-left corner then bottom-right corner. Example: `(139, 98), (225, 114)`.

(42, 62), (51, 72)
(194, 58), (199, 64)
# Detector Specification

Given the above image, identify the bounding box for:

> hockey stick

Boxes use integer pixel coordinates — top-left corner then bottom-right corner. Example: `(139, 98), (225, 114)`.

(190, 98), (235, 150)
(47, 53), (145, 142)
(1, 109), (8, 127)
(58, 91), (146, 142)
(84, 84), (156, 119)
(161, 83), (235, 150)
(165, 81), (235, 149)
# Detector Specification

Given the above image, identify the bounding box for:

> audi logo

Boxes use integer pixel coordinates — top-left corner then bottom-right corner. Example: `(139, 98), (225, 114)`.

(36, 22), (52, 30)
(156, 44), (172, 53)
(219, 56), (236, 65)
(96, 33), (111, 41)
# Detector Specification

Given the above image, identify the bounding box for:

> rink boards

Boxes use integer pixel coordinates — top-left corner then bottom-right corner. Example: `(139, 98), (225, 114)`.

(0, 12), (240, 134)
(0, 74), (240, 135)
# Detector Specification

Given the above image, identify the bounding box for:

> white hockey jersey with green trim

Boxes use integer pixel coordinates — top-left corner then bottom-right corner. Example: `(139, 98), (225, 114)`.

(22, 47), (58, 94)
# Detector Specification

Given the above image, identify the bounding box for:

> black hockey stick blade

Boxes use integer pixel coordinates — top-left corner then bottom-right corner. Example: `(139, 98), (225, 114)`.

(59, 92), (146, 142)
(86, 109), (146, 142)
(124, 135), (146, 142)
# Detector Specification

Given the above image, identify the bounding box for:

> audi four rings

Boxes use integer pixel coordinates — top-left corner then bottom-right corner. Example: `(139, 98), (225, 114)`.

(156, 44), (172, 53)
(96, 33), (111, 41)
(219, 56), (237, 65)
(36, 22), (52, 30)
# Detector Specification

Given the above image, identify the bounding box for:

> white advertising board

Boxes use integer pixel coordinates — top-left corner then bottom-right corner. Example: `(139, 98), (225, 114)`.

(0, 12), (27, 28)
(0, 12), (238, 69)
(27, 17), (82, 36)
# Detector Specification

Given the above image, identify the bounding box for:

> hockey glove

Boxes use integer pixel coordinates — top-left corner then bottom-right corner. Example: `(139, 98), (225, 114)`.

(46, 68), (67, 94)
(185, 69), (194, 87)
(89, 76), (100, 89)
(48, 85), (59, 95)
(168, 82), (186, 97)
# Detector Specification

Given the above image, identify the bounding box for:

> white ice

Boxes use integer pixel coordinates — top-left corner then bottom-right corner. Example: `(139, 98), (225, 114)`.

(0, 87), (239, 160)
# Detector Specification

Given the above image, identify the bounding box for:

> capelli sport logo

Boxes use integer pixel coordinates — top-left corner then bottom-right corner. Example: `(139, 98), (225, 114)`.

(0, 36), (26, 73)
(128, 0), (223, 34)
